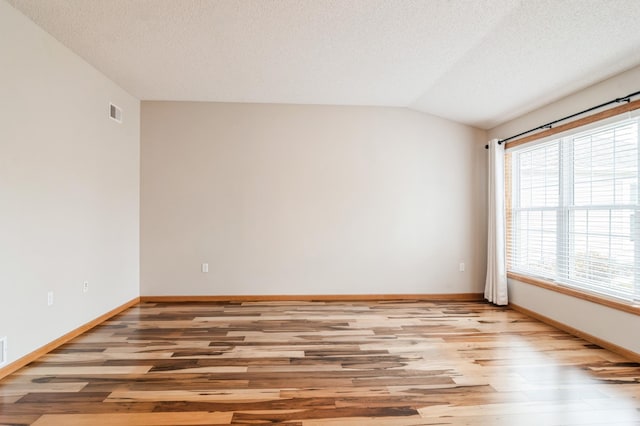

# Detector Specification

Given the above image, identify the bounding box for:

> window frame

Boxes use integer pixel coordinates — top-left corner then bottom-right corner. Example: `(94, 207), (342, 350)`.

(504, 102), (640, 314)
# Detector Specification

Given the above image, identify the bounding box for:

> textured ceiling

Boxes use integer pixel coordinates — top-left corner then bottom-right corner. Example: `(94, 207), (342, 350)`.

(7, 0), (640, 129)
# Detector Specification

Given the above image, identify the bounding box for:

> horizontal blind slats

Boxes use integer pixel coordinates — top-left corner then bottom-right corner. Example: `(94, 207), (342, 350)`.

(507, 117), (640, 302)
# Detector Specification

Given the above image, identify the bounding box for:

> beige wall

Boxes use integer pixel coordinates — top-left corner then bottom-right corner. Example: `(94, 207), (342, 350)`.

(0, 1), (140, 366)
(141, 102), (487, 296)
(488, 64), (640, 355)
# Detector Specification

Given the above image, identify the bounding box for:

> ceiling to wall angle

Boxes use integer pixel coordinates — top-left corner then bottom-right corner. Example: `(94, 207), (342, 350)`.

(7, 0), (640, 129)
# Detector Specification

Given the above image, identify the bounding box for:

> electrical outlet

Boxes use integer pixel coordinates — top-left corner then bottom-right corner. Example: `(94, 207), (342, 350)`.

(83, 281), (89, 293)
(459, 262), (465, 272)
(202, 263), (209, 273)
(0, 337), (7, 367)
(47, 291), (54, 306)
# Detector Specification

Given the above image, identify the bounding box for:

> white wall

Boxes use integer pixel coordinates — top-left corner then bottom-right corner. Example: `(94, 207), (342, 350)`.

(0, 1), (140, 366)
(509, 282), (640, 355)
(141, 102), (487, 296)
(488, 64), (640, 355)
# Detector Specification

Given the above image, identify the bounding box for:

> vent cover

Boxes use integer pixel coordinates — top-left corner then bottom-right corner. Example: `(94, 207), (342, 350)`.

(109, 103), (122, 123)
(0, 337), (6, 367)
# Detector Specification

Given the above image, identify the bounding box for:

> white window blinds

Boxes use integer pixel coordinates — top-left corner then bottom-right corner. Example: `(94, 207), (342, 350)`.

(507, 115), (640, 302)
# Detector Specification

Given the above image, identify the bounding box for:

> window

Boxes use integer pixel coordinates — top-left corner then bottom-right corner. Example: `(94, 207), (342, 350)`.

(507, 115), (640, 302)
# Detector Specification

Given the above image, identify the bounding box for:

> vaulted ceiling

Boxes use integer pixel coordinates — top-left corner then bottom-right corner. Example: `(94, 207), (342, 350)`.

(8, 0), (640, 129)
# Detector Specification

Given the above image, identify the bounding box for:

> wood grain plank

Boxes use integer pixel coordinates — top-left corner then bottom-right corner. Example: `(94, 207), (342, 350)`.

(30, 412), (232, 425)
(0, 300), (638, 425)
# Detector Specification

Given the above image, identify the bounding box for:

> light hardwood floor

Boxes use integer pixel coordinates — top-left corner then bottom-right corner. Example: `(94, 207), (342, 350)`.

(1, 300), (639, 425)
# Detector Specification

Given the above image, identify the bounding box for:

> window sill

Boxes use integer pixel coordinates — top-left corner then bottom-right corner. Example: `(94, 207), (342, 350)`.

(506, 272), (640, 317)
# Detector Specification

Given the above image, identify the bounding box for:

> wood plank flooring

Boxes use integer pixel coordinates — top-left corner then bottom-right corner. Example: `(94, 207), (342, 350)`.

(1, 300), (639, 425)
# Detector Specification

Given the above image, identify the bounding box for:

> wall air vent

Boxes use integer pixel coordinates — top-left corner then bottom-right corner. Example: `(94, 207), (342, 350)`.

(0, 337), (6, 367)
(109, 103), (122, 123)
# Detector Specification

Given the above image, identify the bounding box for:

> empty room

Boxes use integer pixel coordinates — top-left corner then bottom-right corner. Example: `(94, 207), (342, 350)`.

(1, 0), (640, 424)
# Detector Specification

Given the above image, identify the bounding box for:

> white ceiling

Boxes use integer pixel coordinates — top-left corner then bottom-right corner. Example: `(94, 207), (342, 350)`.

(7, 0), (640, 129)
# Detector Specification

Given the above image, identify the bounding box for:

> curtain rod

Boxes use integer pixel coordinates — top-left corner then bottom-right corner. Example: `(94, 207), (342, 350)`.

(485, 89), (640, 149)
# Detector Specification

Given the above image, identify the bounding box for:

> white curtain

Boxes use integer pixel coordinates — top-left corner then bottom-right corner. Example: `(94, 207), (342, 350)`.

(485, 139), (508, 305)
